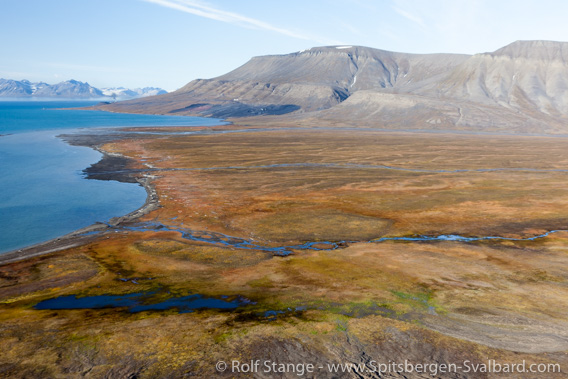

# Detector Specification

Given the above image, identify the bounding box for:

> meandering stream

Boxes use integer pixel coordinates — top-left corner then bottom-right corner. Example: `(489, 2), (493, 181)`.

(105, 221), (567, 256)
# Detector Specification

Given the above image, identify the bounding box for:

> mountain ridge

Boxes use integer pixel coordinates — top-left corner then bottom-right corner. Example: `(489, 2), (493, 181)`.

(98, 40), (568, 134)
(490, 40), (568, 60)
(0, 79), (167, 100)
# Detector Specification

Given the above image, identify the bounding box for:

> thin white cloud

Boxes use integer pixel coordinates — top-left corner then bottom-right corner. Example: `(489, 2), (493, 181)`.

(142, 0), (343, 45)
(392, 6), (426, 28)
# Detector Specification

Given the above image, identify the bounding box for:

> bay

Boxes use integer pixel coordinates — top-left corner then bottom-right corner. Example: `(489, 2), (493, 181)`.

(0, 101), (224, 253)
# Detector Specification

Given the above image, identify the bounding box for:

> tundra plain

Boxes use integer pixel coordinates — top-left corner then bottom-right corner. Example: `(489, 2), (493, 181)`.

(1, 125), (568, 378)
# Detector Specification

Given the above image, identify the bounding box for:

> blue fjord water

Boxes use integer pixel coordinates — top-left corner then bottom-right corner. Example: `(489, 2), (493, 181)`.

(0, 101), (225, 254)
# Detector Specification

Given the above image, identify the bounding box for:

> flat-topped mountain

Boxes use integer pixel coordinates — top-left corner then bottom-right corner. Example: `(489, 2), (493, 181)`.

(214, 46), (469, 92)
(99, 41), (568, 134)
(491, 40), (568, 60)
(0, 79), (167, 100)
(415, 40), (568, 115)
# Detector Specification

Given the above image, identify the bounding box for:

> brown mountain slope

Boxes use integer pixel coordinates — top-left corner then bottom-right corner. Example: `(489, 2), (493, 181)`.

(99, 46), (469, 116)
(415, 40), (568, 116)
(98, 41), (568, 134)
(214, 46), (469, 91)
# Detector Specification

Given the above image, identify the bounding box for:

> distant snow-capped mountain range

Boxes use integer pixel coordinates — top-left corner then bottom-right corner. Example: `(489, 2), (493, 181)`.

(0, 79), (167, 99)
(100, 87), (167, 99)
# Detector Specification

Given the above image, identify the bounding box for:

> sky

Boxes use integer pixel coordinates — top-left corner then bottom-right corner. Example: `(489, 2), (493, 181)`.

(1, 0), (568, 90)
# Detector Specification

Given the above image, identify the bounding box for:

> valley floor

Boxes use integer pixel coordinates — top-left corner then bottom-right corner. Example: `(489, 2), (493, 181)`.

(1, 123), (568, 378)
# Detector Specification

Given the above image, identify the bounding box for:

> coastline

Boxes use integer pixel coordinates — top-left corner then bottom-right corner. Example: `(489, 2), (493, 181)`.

(0, 101), (229, 264)
(0, 144), (161, 266)
(4, 121), (568, 266)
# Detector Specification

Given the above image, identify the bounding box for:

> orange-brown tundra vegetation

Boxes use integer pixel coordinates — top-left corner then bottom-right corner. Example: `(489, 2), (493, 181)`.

(1, 125), (568, 378)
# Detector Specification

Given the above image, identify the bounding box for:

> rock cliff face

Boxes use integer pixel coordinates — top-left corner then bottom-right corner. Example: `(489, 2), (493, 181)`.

(99, 41), (568, 134)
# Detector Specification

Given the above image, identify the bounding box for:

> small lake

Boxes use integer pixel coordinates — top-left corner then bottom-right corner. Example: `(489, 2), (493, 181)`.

(34, 292), (251, 313)
(0, 101), (225, 254)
